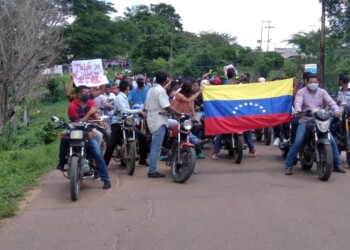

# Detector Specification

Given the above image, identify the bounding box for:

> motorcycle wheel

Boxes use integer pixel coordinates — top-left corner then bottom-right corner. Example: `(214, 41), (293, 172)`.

(347, 151), (350, 168)
(300, 150), (313, 170)
(264, 127), (273, 145)
(69, 156), (80, 201)
(317, 143), (333, 181)
(255, 129), (262, 141)
(126, 141), (136, 176)
(232, 134), (243, 164)
(171, 147), (196, 183)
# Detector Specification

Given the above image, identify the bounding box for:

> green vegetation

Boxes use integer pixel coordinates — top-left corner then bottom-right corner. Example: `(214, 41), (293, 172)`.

(0, 94), (68, 218)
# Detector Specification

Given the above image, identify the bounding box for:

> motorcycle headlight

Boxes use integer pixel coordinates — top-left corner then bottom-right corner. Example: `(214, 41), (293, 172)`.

(183, 120), (193, 130)
(316, 120), (329, 133)
(125, 116), (135, 126)
(70, 130), (83, 139)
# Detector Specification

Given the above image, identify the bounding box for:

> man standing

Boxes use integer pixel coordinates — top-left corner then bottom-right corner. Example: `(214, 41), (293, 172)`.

(145, 71), (182, 178)
(284, 73), (346, 175)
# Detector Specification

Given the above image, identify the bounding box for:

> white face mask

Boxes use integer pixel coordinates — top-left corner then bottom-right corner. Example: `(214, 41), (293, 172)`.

(307, 83), (319, 91)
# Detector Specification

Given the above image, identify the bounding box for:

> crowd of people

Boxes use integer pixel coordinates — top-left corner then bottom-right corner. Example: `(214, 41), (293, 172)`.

(56, 68), (350, 189)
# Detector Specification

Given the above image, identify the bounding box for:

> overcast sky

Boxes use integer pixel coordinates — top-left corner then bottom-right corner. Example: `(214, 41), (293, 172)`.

(108, 0), (322, 51)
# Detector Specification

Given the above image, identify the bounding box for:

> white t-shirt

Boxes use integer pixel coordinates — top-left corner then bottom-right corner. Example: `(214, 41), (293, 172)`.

(145, 84), (170, 134)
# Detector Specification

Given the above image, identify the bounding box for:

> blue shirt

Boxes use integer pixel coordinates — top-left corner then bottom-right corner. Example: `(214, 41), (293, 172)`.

(128, 86), (150, 106)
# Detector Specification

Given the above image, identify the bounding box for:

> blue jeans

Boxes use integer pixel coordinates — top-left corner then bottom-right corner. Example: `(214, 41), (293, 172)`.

(87, 138), (110, 181)
(213, 134), (223, 154)
(285, 123), (340, 169)
(243, 131), (255, 153)
(213, 132), (253, 153)
(149, 125), (167, 174)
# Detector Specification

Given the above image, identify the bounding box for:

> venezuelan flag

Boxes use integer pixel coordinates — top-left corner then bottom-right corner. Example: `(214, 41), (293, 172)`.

(202, 78), (293, 135)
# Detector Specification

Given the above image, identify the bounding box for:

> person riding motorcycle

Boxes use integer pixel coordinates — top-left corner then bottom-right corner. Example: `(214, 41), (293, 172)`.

(59, 85), (111, 189)
(284, 73), (346, 175)
(103, 80), (149, 168)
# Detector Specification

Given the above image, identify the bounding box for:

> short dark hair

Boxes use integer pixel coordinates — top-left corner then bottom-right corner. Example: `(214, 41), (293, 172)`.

(119, 80), (130, 92)
(155, 71), (168, 85)
(227, 68), (237, 79)
(306, 73), (318, 82)
(339, 74), (349, 84)
(76, 85), (89, 94)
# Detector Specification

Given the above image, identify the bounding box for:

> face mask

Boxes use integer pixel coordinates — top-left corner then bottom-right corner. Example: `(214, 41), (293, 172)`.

(307, 83), (319, 91)
(81, 94), (90, 102)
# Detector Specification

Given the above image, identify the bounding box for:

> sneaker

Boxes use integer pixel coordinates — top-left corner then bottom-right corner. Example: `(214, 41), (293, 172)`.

(148, 172), (166, 178)
(93, 172), (101, 181)
(159, 155), (168, 161)
(196, 153), (205, 159)
(103, 180), (111, 189)
(273, 137), (281, 146)
(285, 168), (293, 175)
(333, 167), (346, 173)
(139, 160), (149, 166)
(56, 162), (65, 171)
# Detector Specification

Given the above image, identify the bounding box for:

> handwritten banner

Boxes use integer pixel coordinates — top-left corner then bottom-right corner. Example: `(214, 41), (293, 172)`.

(72, 59), (108, 87)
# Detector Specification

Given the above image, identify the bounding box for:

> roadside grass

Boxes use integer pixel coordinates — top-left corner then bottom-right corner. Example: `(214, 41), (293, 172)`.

(0, 142), (59, 218)
(0, 98), (68, 219)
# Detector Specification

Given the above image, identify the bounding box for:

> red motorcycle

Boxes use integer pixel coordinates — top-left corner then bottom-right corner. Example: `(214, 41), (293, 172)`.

(162, 113), (196, 183)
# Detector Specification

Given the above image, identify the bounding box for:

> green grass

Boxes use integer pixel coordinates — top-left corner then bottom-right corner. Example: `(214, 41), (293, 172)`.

(0, 98), (68, 218)
(0, 142), (59, 218)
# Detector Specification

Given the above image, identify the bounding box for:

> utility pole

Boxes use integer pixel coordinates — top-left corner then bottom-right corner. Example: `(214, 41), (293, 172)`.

(265, 21), (274, 52)
(259, 20), (268, 52)
(320, 0), (326, 88)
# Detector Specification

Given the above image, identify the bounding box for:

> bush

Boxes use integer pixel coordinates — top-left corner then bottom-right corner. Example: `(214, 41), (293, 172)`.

(38, 122), (57, 145)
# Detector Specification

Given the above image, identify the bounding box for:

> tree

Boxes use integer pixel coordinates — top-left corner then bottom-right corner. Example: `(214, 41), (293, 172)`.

(0, 0), (65, 135)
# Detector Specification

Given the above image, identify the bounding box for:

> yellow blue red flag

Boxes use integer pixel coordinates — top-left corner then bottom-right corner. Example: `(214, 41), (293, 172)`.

(202, 78), (293, 135)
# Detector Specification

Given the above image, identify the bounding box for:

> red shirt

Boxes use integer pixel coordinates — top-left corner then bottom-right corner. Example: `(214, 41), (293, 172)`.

(67, 98), (96, 122)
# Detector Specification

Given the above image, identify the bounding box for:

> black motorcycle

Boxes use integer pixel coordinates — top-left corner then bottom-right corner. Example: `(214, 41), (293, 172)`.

(112, 113), (139, 176)
(298, 109), (333, 181)
(278, 122), (292, 158)
(51, 116), (108, 201)
(221, 133), (244, 164)
(254, 127), (273, 145)
(332, 102), (350, 167)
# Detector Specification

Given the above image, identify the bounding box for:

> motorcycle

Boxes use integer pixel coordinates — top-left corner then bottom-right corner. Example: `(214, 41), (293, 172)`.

(51, 116), (108, 201)
(278, 122), (292, 158)
(254, 127), (273, 145)
(298, 109), (333, 181)
(332, 102), (350, 167)
(221, 133), (244, 164)
(162, 113), (197, 183)
(112, 113), (139, 176)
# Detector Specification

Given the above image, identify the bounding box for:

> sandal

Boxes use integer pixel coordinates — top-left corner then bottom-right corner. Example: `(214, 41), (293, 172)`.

(211, 154), (218, 160)
(249, 151), (260, 158)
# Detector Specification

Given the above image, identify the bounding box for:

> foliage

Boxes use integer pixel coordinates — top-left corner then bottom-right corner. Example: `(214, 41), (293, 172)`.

(0, 142), (59, 218)
(38, 122), (57, 145)
(64, 12), (120, 59)
(0, 0), (66, 135)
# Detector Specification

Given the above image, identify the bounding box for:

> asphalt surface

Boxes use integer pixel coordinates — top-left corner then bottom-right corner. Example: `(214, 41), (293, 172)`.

(1, 141), (350, 250)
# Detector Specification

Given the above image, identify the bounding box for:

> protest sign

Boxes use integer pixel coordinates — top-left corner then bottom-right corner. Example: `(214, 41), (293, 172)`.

(304, 64), (317, 74)
(72, 59), (108, 87)
(223, 64), (238, 78)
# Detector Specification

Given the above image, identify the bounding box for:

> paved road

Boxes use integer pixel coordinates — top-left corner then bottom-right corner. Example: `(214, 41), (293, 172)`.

(1, 142), (350, 250)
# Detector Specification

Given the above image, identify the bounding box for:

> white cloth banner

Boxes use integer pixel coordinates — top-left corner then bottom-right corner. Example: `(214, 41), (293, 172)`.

(41, 65), (63, 76)
(72, 59), (108, 87)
